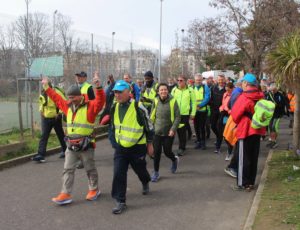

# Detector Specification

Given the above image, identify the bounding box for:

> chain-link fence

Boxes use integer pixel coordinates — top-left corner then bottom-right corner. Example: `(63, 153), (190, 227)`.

(0, 12), (159, 133)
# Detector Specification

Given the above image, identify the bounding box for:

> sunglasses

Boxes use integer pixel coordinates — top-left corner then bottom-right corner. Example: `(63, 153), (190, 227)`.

(177, 79), (184, 82)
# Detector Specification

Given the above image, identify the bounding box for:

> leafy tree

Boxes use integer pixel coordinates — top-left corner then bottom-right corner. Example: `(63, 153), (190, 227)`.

(188, 0), (300, 76)
(266, 31), (300, 153)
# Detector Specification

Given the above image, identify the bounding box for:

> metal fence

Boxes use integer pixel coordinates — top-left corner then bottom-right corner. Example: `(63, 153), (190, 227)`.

(0, 13), (159, 133)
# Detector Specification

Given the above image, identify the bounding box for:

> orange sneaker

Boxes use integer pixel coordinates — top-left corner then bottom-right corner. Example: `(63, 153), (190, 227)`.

(86, 189), (101, 201)
(52, 193), (72, 205)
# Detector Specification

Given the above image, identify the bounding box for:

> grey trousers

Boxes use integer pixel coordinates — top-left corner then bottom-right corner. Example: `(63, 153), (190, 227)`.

(61, 147), (98, 194)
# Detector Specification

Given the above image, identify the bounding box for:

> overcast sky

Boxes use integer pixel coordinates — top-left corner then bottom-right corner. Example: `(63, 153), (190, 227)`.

(0, 0), (219, 54)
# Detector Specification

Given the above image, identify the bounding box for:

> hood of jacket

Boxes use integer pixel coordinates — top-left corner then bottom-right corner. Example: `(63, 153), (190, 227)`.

(242, 86), (264, 102)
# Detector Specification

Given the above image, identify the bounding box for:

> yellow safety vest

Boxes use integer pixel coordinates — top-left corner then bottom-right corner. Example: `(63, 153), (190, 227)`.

(251, 99), (275, 129)
(39, 88), (65, 118)
(151, 97), (184, 128)
(114, 101), (146, 148)
(66, 104), (95, 141)
(194, 85), (207, 112)
(80, 82), (92, 99)
(171, 86), (196, 116)
(142, 83), (158, 107)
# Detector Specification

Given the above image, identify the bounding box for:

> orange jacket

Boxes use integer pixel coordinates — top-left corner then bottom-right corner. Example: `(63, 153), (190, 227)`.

(288, 93), (295, 113)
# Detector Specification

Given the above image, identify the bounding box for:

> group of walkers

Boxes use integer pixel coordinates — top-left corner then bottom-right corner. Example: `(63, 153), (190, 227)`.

(31, 68), (294, 214)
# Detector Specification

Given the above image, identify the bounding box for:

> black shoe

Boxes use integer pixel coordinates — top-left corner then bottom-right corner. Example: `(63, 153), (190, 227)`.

(112, 202), (127, 214)
(32, 155), (46, 163)
(142, 183), (149, 195)
(194, 142), (202, 149)
(59, 152), (65, 159)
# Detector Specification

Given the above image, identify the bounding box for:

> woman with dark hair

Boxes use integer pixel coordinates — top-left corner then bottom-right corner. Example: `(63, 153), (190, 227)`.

(150, 83), (181, 182)
(219, 82), (234, 159)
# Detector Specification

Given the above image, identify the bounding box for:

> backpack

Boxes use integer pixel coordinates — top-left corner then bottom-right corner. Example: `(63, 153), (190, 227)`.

(251, 99), (275, 129)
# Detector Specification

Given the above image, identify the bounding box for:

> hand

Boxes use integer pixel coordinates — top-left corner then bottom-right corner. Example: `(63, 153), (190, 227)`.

(93, 75), (101, 88)
(168, 130), (175, 137)
(147, 143), (154, 157)
(41, 76), (49, 86)
(190, 115), (195, 120)
(93, 71), (100, 78)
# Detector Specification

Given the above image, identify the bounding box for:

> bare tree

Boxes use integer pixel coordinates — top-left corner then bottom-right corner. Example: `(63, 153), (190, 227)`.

(14, 12), (52, 59)
(208, 0), (300, 76)
(0, 24), (18, 78)
(56, 13), (74, 66)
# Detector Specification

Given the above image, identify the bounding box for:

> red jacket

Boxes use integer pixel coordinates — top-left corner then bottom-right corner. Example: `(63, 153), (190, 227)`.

(231, 86), (265, 139)
(45, 86), (105, 124)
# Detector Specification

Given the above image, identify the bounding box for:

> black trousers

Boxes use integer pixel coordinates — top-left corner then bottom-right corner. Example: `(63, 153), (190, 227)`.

(228, 144), (238, 170)
(177, 115), (190, 150)
(153, 135), (176, 172)
(194, 111), (207, 144)
(186, 121), (192, 138)
(37, 116), (66, 156)
(111, 147), (151, 203)
(210, 110), (223, 149)
(236, 135), (261, 187)
(205, 114), (211, 138)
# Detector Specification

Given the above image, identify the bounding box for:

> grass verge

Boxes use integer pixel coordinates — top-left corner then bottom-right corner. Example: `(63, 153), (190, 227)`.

(0, 128), (60, 162)
(253, 150), (300, 230)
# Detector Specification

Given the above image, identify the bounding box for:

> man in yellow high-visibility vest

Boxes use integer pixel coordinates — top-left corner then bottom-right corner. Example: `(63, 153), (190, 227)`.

(32, 83), (67, 162)
(41, 74), (105, 205)
(109, 80), (154, 214)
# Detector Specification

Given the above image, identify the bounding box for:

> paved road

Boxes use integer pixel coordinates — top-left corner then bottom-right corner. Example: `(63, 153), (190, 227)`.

(0, 120), (290, 230)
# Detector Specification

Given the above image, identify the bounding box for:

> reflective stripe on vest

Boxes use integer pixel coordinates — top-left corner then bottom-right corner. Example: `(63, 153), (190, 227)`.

(67, 105), (94, 137)
(289, 94), (295, 112)
(194, 85), (206, 112)
(114, 101), (146, 147)
(151, 97), (184, 128)
(251, 99), (275, 129)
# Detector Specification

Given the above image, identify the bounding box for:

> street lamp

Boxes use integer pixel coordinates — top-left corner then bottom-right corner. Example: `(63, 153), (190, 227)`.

(158, 0), (163, 82)
(112, 32), (115, 75)
(181, 29), (185, 75)
(53, 10), (58, 53)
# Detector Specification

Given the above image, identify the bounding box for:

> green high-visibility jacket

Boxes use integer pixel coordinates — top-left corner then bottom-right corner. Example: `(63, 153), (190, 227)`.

(171, 86), (196, 116)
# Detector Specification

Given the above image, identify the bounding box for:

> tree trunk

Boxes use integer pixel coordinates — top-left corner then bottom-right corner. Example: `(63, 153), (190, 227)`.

(293, 91), (300, 154)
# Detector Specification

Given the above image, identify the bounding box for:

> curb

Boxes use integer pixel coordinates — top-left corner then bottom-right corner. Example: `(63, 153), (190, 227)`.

(0, 133), (108, 171)
(243, 149), (274, 230)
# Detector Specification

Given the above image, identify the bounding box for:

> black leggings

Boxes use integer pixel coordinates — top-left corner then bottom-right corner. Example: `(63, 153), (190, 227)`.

(153, 135), (176, 172)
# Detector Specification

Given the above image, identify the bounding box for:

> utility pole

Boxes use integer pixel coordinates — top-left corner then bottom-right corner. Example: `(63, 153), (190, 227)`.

(158, 0), (163, 82)
(91, 33), (94, 80)
(111, 32), (115, 75)
(25, 0), (30, 129)
(53, 10), (57, 53)
(181, 29), (185, 75)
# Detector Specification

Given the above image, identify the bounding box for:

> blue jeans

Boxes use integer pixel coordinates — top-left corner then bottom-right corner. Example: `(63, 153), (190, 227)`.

(111, 146), (150, 202)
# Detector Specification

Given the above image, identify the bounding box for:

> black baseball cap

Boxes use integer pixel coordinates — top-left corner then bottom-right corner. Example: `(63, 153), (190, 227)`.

(75, 71), (87, 77)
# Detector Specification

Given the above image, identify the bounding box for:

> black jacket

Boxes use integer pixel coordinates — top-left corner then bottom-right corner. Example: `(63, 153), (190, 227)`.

(266, 91), (286, 118)
(210, 85), (226, 112)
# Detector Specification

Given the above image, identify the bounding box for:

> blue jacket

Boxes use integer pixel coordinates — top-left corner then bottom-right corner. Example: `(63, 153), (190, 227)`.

(229, 87), (243, 109)
(195, 84), (211, 108)
(131, 82), (141, 101)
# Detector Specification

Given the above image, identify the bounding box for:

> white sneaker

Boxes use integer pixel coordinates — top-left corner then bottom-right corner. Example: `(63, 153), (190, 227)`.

(225, 154), (231, 161)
